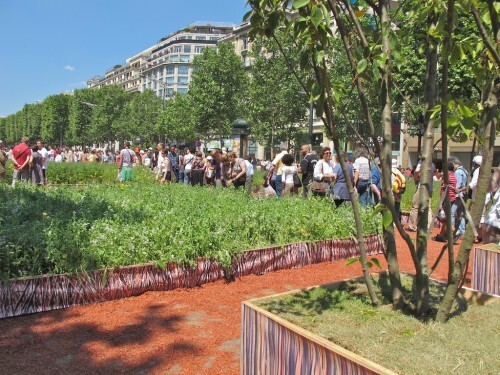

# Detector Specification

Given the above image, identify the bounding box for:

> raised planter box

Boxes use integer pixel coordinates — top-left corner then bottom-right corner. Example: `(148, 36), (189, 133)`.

(0, 235), (382, 319)
(472, 243), (500, 296)
(241, 277), (499, 375)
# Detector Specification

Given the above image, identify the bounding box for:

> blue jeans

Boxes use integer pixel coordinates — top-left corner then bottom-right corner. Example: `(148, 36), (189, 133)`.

(357, 182), (371, 207)
(275, 175), (283, 197)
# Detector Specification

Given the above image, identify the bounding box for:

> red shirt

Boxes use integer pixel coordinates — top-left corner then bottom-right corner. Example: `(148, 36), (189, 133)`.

(441, 171), (457, 202)
(12, 143), (31, 171)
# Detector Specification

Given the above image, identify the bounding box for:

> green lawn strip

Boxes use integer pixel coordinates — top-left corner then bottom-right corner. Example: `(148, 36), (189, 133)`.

(0, 181), (378, 280)
(256, 274), (499, 375)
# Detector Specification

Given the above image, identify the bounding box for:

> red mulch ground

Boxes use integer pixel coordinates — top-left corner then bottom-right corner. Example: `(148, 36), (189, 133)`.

(0, 230), (473, 375)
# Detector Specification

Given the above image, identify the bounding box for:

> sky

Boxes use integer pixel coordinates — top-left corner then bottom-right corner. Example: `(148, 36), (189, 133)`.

(0, 0), (250, 117)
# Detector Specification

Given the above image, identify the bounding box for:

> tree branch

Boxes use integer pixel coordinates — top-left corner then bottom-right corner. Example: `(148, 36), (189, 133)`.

(471, 4), (500, 68)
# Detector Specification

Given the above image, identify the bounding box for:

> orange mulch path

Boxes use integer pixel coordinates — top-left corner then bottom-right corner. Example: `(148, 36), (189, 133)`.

(0, 230), (473, 375)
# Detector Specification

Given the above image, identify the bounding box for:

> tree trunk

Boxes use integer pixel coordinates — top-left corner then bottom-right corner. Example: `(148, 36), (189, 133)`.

(415, 11), (439, 317)
(440, 0), (456, 279)
(436, 79), (498, 322)
(378, 0), (406, 310)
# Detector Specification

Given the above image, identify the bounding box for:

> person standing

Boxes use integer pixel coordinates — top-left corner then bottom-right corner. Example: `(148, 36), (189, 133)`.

(482, 167), (500, 244)
(119, 142), (136, 182)
(299, 144), (319, 198)
(352, 146), (371, 206)
(0, 140), (7, 182)
(449, 156), (468, 240)
(313, 147), (335, 197)
(183, 148), (195, 185)
(168, 146), (180, 182)
(30, 146), (44, 186)
(407, 155), (436, 232)
(469, 155), (482, 201)
(331, 152), (353, 206)
(37, 140), (48, 185)
(268, 147), (288, 197)
(11, 137), (31, 187)
(244, 155), (254, 194)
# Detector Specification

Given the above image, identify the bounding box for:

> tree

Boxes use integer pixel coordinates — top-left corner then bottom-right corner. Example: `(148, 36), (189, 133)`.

(157, 92), (196, 145)
(247, 34), (309, 152)
(89, 85), (131, 144)
(40, 94), (72, 147)
(126, 90), (162, 144)
(68, 88), (99, 146)
(188, 42), (249, 145)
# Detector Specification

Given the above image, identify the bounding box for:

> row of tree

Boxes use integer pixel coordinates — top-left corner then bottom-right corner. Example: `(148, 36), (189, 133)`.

(0, 41), (309, 151)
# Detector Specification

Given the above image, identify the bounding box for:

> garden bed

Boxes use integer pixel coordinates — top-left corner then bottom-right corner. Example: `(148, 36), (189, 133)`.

(0, 235), (382, 318)
(243, 273), (500, 375)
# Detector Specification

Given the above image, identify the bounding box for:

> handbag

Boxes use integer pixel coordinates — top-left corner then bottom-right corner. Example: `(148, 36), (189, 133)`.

(310, 180), (327, 193)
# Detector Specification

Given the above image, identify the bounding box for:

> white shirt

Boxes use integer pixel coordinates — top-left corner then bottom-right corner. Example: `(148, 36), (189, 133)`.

(469, 167), (480, 200)
(282, 165), (297, 184)
(54, 154), (63, 163)
(353, 156), (370, 181)
(244, 160), (254, 176)
(39, 147), (48, 169)
(314, 160), (334, 181)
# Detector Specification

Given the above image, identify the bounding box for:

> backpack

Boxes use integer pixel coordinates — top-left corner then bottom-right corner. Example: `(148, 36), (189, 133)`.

(392, 168), (406, 194)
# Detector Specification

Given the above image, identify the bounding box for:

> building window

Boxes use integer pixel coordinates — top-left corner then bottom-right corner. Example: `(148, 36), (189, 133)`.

(196, 36), (206, 40)
(178, 65), (189, 74)
(210, 37), (218, 41)
(172, 46), (181, 53)
(166, 76), (175, 84)
(177, 88), (188, 94)
(170, 55), (179, 62)
(178, 76), (189, 84)
(166, 66), (175, 74)
(194, 46), (204, 54)
(184, 45), (191, 53)
(166, 88), (174, 97)
(180, 55), (190, 62)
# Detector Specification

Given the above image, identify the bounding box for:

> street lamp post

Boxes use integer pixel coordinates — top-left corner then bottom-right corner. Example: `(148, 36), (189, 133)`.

(141, 74), (168, 109)
(232, 119), (249, 158)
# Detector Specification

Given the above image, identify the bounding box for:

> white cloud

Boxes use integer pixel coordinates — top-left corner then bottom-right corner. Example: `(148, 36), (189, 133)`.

(64, 65), (76, 71)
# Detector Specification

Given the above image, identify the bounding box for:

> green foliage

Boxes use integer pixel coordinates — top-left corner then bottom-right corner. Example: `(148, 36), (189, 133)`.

(189, 42), (249, 145)
(157, 92), (197, 143)
(247, 33), (309, 151)
(0, 173), (377, 280)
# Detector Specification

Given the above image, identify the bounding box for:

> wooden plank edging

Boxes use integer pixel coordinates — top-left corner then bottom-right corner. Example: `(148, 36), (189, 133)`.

(0, 235), (383, 319)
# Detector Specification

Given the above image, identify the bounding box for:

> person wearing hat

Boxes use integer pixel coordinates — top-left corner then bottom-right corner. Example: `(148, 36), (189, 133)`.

(391, 159), (406, 219)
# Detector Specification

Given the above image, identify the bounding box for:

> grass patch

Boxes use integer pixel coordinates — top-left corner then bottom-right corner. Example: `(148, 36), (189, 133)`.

(256, 274), (500, 375)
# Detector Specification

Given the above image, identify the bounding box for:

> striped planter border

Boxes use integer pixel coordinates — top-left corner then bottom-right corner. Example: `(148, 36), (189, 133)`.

(241, 276), (500, 375)
(471, 243), (500, 296)
(241, 278), (396, 375)
(0, 235), (382, 319)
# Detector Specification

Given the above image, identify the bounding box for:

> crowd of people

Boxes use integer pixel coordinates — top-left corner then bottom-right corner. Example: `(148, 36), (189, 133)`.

(2, 136), (499, 245)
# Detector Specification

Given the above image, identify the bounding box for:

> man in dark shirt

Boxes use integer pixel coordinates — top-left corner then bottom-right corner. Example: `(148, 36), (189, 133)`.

(299, 144), (319, 198)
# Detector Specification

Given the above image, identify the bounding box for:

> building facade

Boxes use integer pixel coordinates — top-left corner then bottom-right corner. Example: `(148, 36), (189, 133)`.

(87, 22), (235, 99)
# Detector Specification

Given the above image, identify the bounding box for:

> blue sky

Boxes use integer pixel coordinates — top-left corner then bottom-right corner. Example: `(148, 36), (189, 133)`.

(0, 0), (249, 117)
